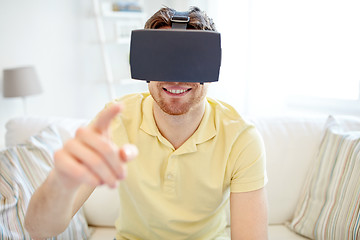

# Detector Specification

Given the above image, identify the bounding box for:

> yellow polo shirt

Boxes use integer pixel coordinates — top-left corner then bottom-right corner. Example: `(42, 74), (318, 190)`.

(108, 93), (267, 240)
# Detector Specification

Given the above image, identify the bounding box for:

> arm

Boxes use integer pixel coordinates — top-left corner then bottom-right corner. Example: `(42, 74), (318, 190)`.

(25, 173), (95, 239)
(25, 104), (138, 239)
(230, 188), (269, 240)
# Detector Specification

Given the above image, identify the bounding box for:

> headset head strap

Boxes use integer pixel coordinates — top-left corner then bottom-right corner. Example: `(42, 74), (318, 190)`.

(171, 11), (190, 29)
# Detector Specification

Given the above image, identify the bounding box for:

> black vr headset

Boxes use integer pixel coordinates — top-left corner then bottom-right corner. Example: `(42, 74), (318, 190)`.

(129, 11), (221, 83)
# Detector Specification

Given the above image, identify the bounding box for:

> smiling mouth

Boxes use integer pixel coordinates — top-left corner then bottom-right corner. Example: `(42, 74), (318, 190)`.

(163, 88), (191, 94)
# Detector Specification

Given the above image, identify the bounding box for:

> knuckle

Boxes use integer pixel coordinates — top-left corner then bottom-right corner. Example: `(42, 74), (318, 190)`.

(90, 159), (115, 182)
(100, 142), (115, 159)
(63, 138), (76, 150)
(75, 127), (86, 138)
(53, 150), (68, 166)
(72, 168), (84, 180)
(53, 149), (62, 161)
(90, 158), (111, 179)
(91, 158), (104, 170)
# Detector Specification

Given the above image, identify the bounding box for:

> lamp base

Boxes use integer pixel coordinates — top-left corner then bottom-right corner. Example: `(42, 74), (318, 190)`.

(22, 97), (28, 115)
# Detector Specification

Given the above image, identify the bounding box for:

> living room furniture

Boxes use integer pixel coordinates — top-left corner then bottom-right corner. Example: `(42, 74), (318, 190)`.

(2, 66), (43, 115)
(2, 114), (359, 239)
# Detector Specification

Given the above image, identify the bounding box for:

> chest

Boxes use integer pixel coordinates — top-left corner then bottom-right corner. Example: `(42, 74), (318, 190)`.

(123, 132), (232, 216)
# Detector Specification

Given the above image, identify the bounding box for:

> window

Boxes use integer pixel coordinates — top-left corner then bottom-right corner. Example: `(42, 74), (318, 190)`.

(210, 0), (360, 115)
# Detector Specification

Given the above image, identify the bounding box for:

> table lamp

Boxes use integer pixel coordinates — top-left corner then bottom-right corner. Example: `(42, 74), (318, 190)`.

(2, 66), (43, 115)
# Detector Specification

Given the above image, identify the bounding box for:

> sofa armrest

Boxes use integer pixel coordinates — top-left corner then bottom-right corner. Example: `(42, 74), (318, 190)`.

(84, 185), (120, 227)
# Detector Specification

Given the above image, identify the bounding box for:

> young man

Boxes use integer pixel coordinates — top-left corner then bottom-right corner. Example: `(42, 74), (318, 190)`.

(25, 7), (268, 240)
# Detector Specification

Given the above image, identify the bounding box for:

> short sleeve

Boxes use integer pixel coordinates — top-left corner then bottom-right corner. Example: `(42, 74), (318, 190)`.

(229, 126), (268, 193)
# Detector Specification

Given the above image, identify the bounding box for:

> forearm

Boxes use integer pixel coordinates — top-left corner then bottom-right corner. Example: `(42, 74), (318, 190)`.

(230, 188), (269, 239)
(25, 170), (79, 239)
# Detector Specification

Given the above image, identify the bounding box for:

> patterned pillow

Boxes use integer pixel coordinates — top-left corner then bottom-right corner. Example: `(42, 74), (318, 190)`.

(0, 126), (91, 240)
(287, 116), (360, 239)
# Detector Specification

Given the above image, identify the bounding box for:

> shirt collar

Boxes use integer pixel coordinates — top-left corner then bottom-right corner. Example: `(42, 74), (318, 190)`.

(140, 95), (216, 153)
(140, 95), (159, 137)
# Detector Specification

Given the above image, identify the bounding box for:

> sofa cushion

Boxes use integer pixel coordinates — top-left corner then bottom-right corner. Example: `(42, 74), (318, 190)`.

(5, 116), (88, 147)
(87, 224), (309, 240)
(249, 115), (360, 224)
(287, 116), (360, 239)
(249, 116), (326, 224)
(268, 225), (308, 240)
(0, 126), (91, 239)
(88, 227), (117, 240)
(84, 185), (120, 227)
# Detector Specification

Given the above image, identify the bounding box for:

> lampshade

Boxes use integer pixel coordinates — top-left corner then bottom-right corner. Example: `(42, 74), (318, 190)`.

(3, 66), (42, 98)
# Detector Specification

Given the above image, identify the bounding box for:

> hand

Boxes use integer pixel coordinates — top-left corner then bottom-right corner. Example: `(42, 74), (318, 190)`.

(53, 104), (138, 189)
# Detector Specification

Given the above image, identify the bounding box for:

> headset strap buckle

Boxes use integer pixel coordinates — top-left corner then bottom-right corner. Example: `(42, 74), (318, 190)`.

(171, 11), (190, 29)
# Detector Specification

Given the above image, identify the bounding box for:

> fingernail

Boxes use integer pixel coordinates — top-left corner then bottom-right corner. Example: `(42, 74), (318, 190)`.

(124, 144), (138, 159)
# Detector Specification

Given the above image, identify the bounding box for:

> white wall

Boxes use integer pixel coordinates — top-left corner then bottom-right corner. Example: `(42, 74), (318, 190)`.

(0, 0), (131, 147)
(0, 0), (248, 148)
(0, 0), (217, 148)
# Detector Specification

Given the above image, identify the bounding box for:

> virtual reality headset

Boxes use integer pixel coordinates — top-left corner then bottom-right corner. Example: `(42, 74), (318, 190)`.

(129, 11), (222, 83)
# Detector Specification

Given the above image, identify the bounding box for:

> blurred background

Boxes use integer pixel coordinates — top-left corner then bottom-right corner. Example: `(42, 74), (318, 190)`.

(1, 0), (359, 147)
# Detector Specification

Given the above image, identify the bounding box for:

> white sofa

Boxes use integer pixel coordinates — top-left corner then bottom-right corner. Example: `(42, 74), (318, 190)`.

(3, 114), (360, 239)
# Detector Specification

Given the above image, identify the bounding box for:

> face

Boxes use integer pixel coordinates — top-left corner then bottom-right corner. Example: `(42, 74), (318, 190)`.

(147, 26), (208, 115)
(148, 81), (208, 115)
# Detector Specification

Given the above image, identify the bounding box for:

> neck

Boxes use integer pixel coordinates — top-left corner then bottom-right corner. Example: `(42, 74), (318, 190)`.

(153, 100), (206, 149)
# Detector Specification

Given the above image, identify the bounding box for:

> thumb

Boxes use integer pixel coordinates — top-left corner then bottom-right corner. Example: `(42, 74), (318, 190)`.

(91, 103), (123, 134)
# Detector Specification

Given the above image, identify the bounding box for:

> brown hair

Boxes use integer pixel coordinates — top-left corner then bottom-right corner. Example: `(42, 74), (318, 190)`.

(144, 6), (216, 31)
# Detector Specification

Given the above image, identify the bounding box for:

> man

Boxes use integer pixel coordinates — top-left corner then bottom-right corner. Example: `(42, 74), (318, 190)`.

(25, 7), (268, 240)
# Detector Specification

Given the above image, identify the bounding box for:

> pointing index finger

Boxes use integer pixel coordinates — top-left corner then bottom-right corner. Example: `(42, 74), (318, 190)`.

(91, 103), (123, 134)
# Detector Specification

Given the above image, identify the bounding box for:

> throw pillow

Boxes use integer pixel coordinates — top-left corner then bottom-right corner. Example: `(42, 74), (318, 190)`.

(287, 116), (360, 239)
(0, 126), (91, 240)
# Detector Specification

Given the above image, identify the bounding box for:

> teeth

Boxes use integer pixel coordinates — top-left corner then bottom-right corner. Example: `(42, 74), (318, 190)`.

(167, 89), (187, 94)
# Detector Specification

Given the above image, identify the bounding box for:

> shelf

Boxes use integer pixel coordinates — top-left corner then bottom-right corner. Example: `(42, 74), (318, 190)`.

(101, 2), (145, 19)
(93, 0), (146, 99)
